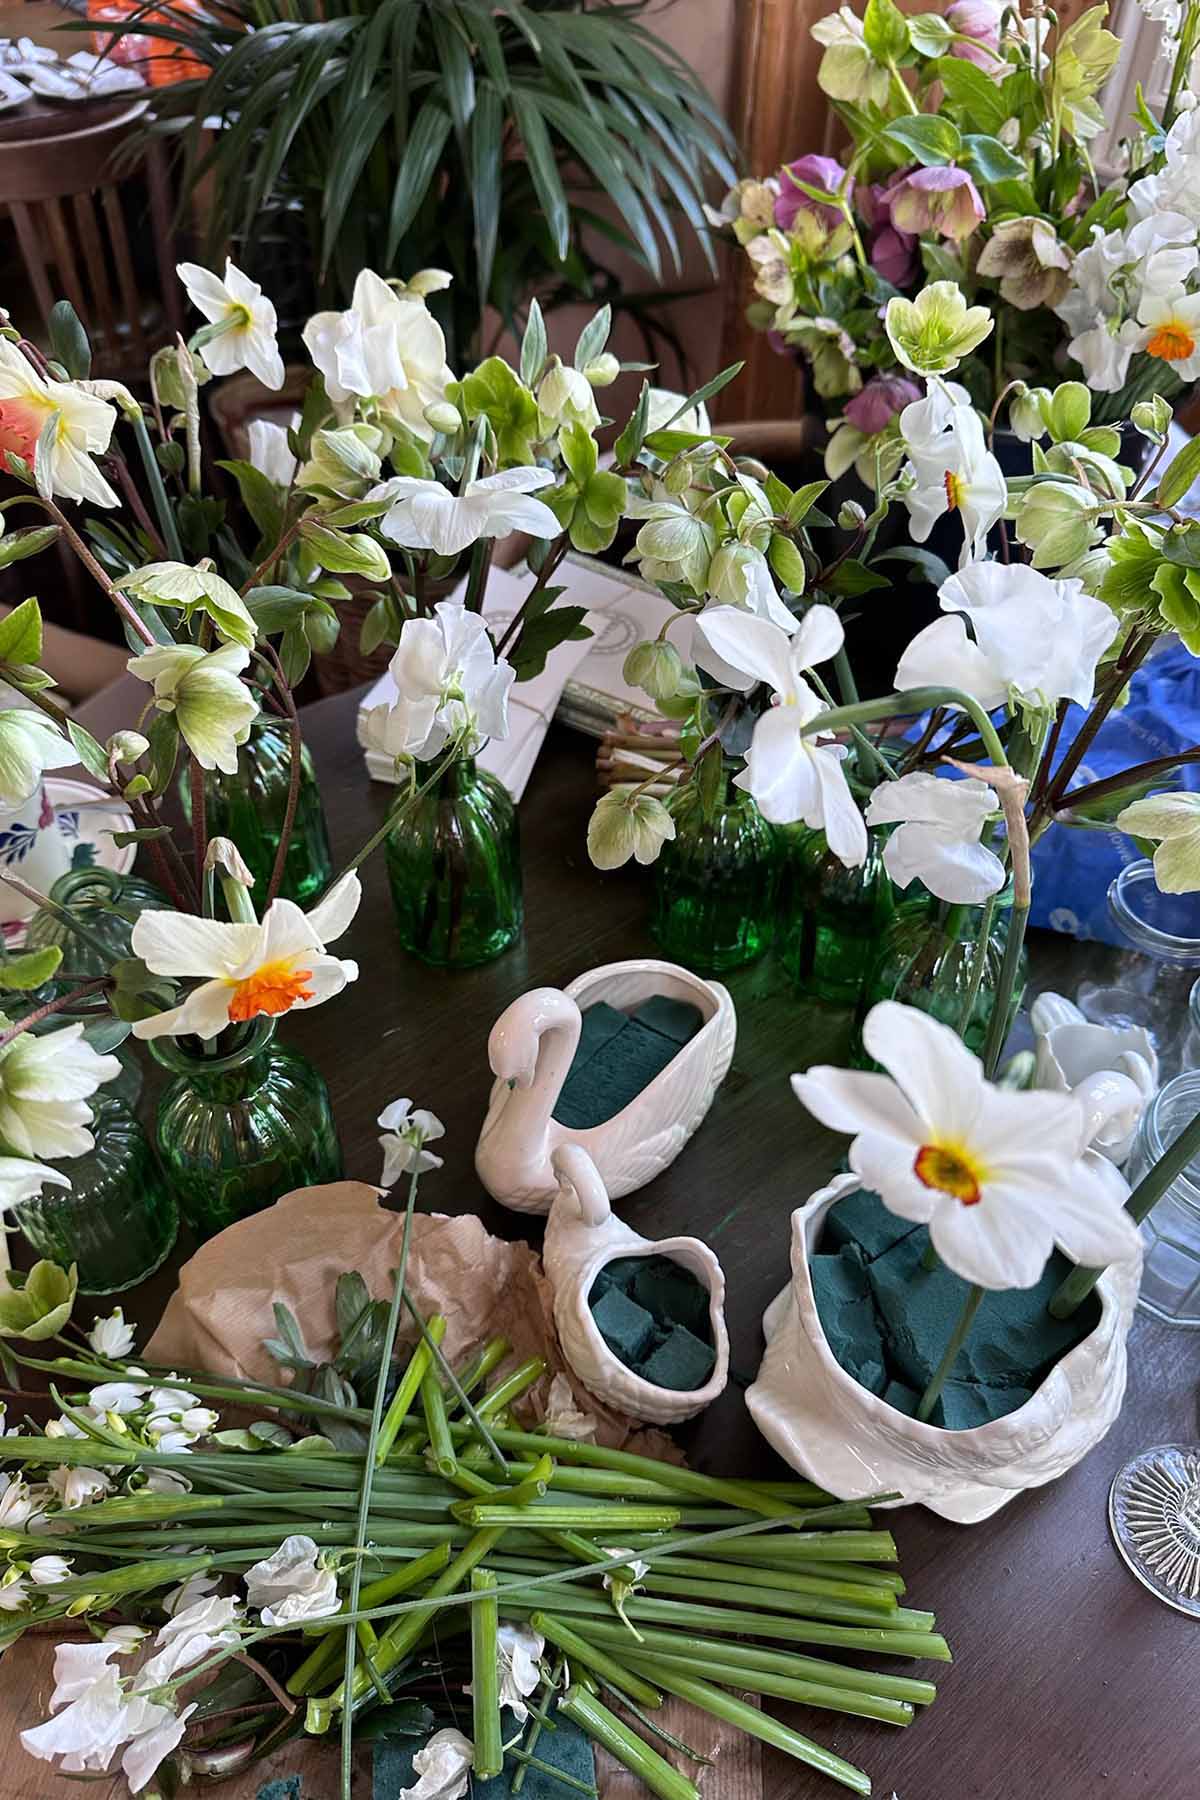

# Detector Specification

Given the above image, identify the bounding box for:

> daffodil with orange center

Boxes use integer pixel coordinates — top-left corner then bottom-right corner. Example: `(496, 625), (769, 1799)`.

(129, 875), (360, 1042)
(1137, 290), (1200, 381)
(0, 338), (119, 508)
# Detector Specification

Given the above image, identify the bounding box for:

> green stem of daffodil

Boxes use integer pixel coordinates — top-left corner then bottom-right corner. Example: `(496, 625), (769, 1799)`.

(916, 1283), (985, 1423)
(128, 407), (184, 561)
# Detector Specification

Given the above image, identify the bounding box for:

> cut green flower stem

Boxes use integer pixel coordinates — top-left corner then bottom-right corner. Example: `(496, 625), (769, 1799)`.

(374, 1312), (446, 1467)
(559, 1685), (698, 1800)
(533, 1611), (663, 1711)
(470, 1569), (503, 1779)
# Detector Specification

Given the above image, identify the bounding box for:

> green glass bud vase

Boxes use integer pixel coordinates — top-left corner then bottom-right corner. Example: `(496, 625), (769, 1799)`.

(385, 756), (522, 967)
(149, 1019), (342, 1240)
(185, 714), (333, 905)
(778, 825), (896, 1006)
(13, 1097), (178, 1293)
(855, 895), (1027, 1063)
(651, 754), (778, 972)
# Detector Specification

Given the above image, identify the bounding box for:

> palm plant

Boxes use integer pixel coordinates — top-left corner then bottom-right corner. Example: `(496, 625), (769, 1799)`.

(121, 0), (737, 366)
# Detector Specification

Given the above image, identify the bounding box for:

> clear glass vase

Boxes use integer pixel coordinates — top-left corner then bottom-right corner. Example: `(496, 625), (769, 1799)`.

(1125, 1071), (1200, 1326)
(856, 895), (1025, 1062)
(149, 1019), (342, 1240)
(651, 759), (778, 972)
(385, 757), (522, 967)
(777, 825), (896, 1005)
(187, 714), (333, 905)
(1076, 860), (1200, 1081)
(13, 1097), (178, 1293)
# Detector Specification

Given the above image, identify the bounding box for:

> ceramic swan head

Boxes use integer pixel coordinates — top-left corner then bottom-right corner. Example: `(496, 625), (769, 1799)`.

(543, 1145), (730, 1426)
(1031, 991), (1158, 1164)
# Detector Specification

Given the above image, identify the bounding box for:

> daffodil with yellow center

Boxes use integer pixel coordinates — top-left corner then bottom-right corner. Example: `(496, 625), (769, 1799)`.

(1137, 291), (1200, 381)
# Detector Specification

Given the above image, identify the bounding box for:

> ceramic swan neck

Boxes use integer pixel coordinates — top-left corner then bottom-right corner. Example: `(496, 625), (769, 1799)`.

(551, 1145), (610, 1228)
(487, 987), (582, 1145)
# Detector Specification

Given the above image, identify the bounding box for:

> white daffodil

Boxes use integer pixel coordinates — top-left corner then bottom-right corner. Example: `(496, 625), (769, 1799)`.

(0, 1020), (119, 1160)
(898, 388), (1005, 568)
(1116, 792), (1200, 893)
(541, 1371), (599, 1443)
(691, 605), (867, 866)
(247, 416), (298, 488)
(244, 1534), (340, 1624)
(865, 772), (1005, 904)
(792, 1002), (1142, 1289)
(372, 469), (560, 558)
(1136, 288), (1200, 380)
(0, 709), (78, 807)
(586, 788), (677, 870)
(48, 1465), (111, 1509)
(28, 1554), (72, 1585)
(303, 268), (454, 440)
(378, 1099), (445, 1185)
(127, 642), (259, 775)
(88, 1308), (135, 1360)
(129, 872), (360, 1041)
(0, 336), (118, 507)
(118, 562), (256, 652)
(366, 602), (514, 761)
(464, 1622), (544, 1722)
(896, 559), (1117, 713)
(401, 1729), (475, 1800)
(177, 259), (284, 390)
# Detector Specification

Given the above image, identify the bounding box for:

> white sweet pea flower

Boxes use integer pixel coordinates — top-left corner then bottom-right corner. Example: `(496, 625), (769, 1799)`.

(896, 559), (1118, 713)
(48, 1465), (111, 1509)
(177, 259), (284, 390)
(1115, 792), (1200, 893)
(303, 268), (454, 441)
(127, 642), (259, 775)
(129, 873), (360, 1041)
(137, 1593), (242, 1686)
(466, 1621), (544, 1722)
(865, 772), (1005, 904)
(0, 709), (78, 807)
(365, 602), (514, 761)
(247, 416), (298, 488)
(21, 1630), (193, 1793)
(378, 1098), (445, 1185)
(0, 336), (118, 507)
(0, 1020), (119, 1160)
(691, 605), (867, 866)
(88, 1308), (135, 1360)
(401, 1728), (475, 1800)
(898, 388), (1005, 568)
(28, 1554), (73, 1584)
(162, 1572), (219, 1617)
(244, 1534), (340, 1624)
(792, 1001), (1142, 1289)
(541, 1372), (598, 1442)
(586, 788), (676, 870)
(372, 468), (560, 558)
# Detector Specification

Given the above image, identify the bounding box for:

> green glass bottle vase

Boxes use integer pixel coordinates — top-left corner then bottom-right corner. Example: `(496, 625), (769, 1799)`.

(149, 1019), (342, 1240)
(186, 714), (333, 904)
(651, 756), (778, 972)
(385, 757), (522, 967)
(13, 1097), (178, 1294)
(855, 896), (1027, 1062)
(778, 825), (896, 1005)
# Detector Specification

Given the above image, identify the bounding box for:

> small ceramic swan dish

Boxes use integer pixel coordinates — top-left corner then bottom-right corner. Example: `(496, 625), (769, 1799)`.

(475, 958), (736, 1214)
(1031, 991), (1158, 1165)
(543, 1145), (730, 1425)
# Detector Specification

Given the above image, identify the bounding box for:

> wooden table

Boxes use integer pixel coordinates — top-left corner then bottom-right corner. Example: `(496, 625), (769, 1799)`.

(6, 688), (1200, 1799)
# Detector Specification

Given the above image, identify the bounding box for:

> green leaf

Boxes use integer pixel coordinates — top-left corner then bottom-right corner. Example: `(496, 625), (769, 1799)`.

(280, 622), (312, 687)
(468, 81), (505, 304)
(510, 88), (571, 262)
(0, 945), (61, 991)
(245, 584), (315, 634)
(215, 459), (285, 546)
(47, 300), (91, 381)
(933, 56), (1008, 132)
(882, 114), (961, 166)
(0, 528), (58, 574)
(146, 712), (179, 796)
(520, 298), (548, 388)
(429, 6), (476, 134)
(769, 534), (808, 595)
(642, 429), (731, 458)
(1158, 439), (1200, 511)
(300, 521), (390, 580)
(864, 0), (909, 58)
(66, 720), (109, 781)
(614, 382), (651, 467)
(907, 12), (953, 55)
(560, 422), (598, 487)
(962, 134), (1026, 184)
(387, 100), (453, 259)
(511, 605), (591, 680)
(156, 441), (185, 476)
(0, 597), (43, 666)
(109, 826), (173, 847)
(785, 480), (831, 527)
(826, 559), (891, 597)
(574, 305), (611, 374)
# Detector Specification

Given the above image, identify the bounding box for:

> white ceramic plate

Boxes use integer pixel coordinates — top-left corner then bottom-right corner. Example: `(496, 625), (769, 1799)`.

(1, 777), (135, 949)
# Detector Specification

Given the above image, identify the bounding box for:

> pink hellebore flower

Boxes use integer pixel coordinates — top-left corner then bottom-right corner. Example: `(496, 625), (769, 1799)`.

(845, 375), (923, 436)
(775, 154), (848, 231)
(856, 174), (919, 286)
(946, 0), (1006, 74)
(889, 166), (985, 243)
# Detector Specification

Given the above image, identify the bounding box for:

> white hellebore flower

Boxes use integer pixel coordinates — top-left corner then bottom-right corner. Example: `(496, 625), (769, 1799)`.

(128, 642), (259, 775)
(372, 468), (561, 558)
(177, 259), (284, 390)
(896, 559), (1118, 713)
(0, 336), (118, 507)
(1115, 792), (1200, 893)
(244, 1534), (340, 1624)
(378, 1098), (446, 1185)
(0, 709), (78, 807)
(0, 1020), (119, 1159)
(401, 1728), (475, 1800)
(537, 359), (600, 433)
(692, 605), (867, 866)
(466, 1622), (544, 1722)
(119, 561), (257, 652)
(364, 601), (514, 761)
(586, 787), (676, 870)
(303, 268), (454, 441)
(898, 386), (1005, 568)
(792, 1002), (1142, 1289)
(129, 872), (360, 1041)
(865, 772), (1006, 904)
(88, 1308), (136, 1359)
(247, 416), (299, 488)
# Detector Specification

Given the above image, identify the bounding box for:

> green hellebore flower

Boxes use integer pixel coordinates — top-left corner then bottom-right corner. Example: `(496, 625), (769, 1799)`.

(884, 281), (993, 376)
(1116, 792), (1200, 894)
(623, 639), (686, 703)
(1013, 481), (1100, 570)
(0, 710), (77, 808)
(128, 642), (259, 776)
(587, 788), (677, 870)
(119, 561), (257, 651)
(0, 1258), (78, 1341)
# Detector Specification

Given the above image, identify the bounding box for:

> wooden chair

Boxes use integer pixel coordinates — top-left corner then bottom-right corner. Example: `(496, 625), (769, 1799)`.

(0, 94), (185, 380)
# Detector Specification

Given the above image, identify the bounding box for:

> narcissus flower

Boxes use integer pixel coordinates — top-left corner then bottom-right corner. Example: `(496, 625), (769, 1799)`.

(1137, 289), (1200, 379)
(1116, 791), (1200, 893)
(127, 642), (259, 775)
(0, 337), (118, 507)
(898, 387), (1005, 566)
(885, 281), (993, 375)
(372, 469), (560, 557)
(792, 1002), (1142, 1289)
(129, 873), (360, 1041)
(865, 771), (1005, 902)
(177, 259), (284, 390)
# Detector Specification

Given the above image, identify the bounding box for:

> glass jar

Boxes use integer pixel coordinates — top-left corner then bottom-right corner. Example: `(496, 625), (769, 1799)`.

(149, 1019), (342, 1240)
(856, 896), (1025, 1062)
(1125, 1072), (1200, 1326)
(651, 759), (778, 972)
(777, 825), (896, 1005)
(186, 714), (333, 905)
(385, 757), (522, 967)
(1076, 860), (1200, 1081)
(13, 1097), (177, 1293)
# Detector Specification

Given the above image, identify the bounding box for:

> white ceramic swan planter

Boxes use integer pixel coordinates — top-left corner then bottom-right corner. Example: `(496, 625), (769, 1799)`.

(543, 1144), (730, 1425)
(1031, 991), (1158, 1165)
(475, 959), (736, 1214)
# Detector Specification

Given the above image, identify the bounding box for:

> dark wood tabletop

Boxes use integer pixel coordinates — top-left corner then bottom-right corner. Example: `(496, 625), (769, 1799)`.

(12, 686), (1200, 1799)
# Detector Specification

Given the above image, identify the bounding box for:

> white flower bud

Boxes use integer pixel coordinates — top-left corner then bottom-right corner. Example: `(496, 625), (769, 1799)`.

(584, 352), (620, 388)
(423, 400), (462, 435)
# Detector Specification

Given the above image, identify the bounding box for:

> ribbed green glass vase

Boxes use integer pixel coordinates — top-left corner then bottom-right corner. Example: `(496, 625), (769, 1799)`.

(149, 1019), (342, 1240)
(651, 758), (778, 973)
(855, 897), (1026, 1062)
(188, 714), (333, 904)
(385, 756), (522, 967)
(778, 825), (896, 1005)
(13, 1098), (178, 1294)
